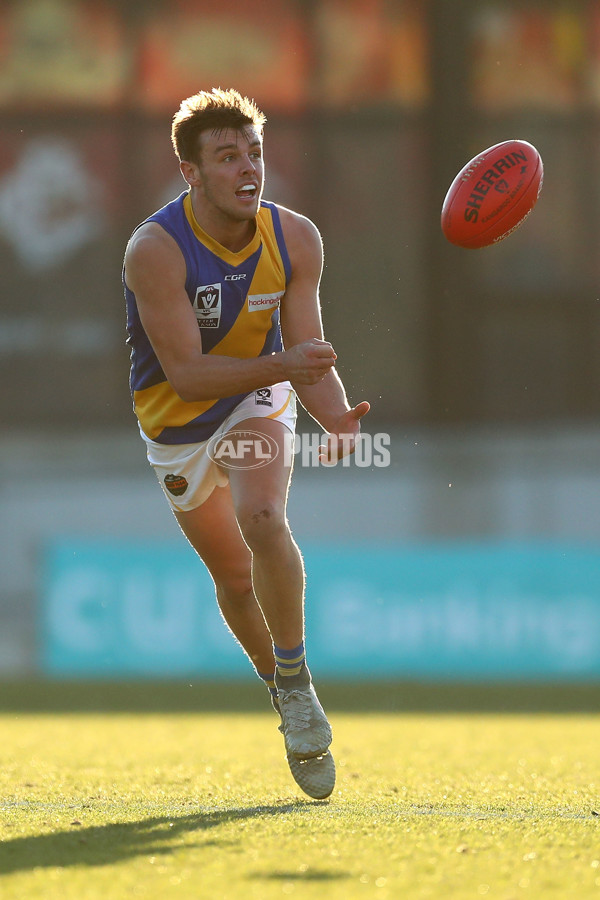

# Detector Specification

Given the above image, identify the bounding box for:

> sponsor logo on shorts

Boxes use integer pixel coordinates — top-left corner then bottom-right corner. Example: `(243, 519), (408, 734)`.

(207, 430), (279, 469)
(247, 291), (282, 311)
(164, 473), (189, 496)
(193, 283), (221, 328)
(255, 387), (273, 407)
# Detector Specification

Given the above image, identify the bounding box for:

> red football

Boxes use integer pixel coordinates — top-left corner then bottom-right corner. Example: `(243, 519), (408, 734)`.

(441, 139), (543, 249)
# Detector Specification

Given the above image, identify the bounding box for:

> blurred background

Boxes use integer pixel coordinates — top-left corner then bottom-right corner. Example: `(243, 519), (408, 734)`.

(1, 0), (600, 689)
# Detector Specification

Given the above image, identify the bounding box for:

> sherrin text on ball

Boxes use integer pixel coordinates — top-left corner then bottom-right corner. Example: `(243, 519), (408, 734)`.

(441, 139), (543, 249)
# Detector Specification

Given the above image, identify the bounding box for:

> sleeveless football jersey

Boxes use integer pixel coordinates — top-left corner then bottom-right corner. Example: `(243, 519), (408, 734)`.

(124, 192), (291, 444)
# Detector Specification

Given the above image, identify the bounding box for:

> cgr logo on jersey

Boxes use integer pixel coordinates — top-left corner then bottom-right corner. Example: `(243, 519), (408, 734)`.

(193, 283), (221, 328)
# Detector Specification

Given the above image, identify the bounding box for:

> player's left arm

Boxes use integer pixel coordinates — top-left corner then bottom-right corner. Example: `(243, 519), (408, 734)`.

(278, 207), (370, 462)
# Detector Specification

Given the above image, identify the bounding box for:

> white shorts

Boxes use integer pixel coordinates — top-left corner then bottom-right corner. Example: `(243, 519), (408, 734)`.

(141, 382), (297, 512)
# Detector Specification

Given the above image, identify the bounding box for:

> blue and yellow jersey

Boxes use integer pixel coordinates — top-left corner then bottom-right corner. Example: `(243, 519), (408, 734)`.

(124, 192), (291, 444)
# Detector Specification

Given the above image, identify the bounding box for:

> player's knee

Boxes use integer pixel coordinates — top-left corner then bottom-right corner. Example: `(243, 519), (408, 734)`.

(237, 502), (288, 551)
(214, 571), (254, 608)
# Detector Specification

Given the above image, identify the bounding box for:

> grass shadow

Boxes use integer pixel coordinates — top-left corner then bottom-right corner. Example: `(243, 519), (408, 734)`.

(0, 801), (314, 875)
(250, 869), (351, 882)
(1, 679), (600, 713)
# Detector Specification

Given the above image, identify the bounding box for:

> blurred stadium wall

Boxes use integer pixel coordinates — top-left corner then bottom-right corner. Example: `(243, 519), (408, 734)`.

(1, 0), (600, 679)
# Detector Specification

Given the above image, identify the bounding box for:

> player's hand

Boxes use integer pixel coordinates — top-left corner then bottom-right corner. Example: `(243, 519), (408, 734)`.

(282, 338), (337, 384)
(319, 401), (371, 463)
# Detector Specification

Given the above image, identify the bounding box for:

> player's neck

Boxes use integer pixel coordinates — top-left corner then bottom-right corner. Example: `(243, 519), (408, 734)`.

(190, 195), (256, 253)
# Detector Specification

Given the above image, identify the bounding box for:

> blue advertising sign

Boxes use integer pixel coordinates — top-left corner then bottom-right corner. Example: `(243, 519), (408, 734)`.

(42, 540), (600, 679)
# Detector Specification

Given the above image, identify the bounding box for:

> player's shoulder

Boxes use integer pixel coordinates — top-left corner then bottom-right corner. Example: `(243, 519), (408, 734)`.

(273, 203), (322, 241)
(125, 220), (180, 267)
(124, 220), (185, 294)
(271, 203), (323, 263)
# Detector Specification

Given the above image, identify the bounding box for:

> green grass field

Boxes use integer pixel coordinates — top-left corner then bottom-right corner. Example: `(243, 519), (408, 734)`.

(1, 683), (599, 899)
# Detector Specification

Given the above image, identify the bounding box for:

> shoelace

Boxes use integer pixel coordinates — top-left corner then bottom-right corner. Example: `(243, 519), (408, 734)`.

(279, 689), (313, 731)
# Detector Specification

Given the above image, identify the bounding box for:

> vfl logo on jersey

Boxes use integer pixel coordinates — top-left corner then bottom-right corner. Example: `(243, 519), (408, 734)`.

(247, 291), (283, 312)
(255, 387), (273, 407)
(193, 283), (221, 328)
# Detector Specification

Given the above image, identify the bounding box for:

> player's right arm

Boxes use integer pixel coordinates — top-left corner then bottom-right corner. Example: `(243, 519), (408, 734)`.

(124, 223), (336, 401)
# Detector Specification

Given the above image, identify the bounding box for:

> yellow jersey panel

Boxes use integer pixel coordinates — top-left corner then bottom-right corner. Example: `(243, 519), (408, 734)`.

(125, 192), (291, 443)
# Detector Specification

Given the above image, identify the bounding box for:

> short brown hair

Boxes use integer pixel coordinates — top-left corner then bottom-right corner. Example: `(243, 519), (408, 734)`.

(171, 88), (267, 164)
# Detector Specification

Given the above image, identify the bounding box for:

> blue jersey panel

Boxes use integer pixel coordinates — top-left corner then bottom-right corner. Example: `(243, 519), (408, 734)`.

(124, 192), (290, 443)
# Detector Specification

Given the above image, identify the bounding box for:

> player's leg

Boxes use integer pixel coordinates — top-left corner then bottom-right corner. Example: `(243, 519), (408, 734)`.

(173, 484), (276, 679)
(225, 417), (305, 652)
(224, 417), (332, 761)
(175, 467), (333, 797)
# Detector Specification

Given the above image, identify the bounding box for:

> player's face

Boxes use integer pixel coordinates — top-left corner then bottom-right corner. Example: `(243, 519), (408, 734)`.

(195, 126), (264, 223)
